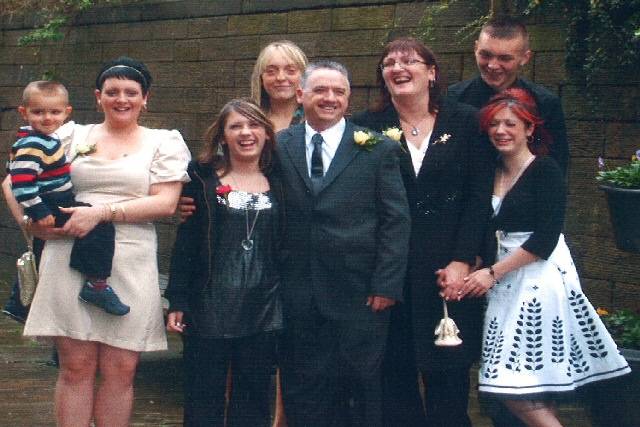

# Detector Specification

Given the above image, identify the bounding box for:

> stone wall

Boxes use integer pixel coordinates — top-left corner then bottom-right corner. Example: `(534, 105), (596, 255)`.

(1, 0), (638, 310)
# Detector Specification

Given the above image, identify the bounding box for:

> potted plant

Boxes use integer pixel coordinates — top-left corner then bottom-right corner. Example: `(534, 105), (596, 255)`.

(596, 150), (640, 253)
(587, 308), (640, 427)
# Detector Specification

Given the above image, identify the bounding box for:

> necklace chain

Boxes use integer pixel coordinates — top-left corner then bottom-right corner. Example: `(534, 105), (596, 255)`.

(498, 155), (535, 195)
(229, 173), (261, 251)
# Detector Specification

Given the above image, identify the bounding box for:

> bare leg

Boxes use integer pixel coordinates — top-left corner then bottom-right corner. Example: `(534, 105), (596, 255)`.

(504, 400), (563, 427)
(272, 369), (287, 427)
(94, 343), (140, 427)
(54, 337), (99, 427)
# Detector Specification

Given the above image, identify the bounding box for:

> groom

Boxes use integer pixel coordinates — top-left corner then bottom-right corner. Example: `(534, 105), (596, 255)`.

(276, 61), (411, 427)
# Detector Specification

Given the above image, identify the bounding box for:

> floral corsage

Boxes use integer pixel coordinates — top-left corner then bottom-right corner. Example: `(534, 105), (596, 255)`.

(70, 142), (96, 162)
(353, 130), (381, 151)
(382, 127), (403, 142)
(216, 184), (233, 205)
(434, 133), (451, 145)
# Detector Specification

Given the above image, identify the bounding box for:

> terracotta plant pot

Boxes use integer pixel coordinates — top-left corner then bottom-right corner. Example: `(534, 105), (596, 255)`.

(599, 184), (640, 253)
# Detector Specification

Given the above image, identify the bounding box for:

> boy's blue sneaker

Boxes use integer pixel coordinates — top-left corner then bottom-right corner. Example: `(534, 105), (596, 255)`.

(79, 281), (130, 316)
(2, 281), (28, 323)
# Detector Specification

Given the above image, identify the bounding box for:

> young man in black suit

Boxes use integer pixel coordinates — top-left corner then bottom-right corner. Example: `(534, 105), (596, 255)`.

(448, 16), (569, 174)
(276, 61), (410, 427)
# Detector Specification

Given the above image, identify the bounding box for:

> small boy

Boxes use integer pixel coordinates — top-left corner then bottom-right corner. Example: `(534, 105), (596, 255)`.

(8, 80), (129, 316)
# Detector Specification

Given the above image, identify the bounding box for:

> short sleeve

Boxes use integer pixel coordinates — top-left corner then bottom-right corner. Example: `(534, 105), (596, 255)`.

(149, 129), (191, 185)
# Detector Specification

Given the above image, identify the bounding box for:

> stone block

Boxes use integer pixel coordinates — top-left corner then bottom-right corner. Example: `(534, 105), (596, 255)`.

(528, 24), (567, 52)
(228, 13), (288, 36)
(563, 84), (640, 121)
(175, 40), (201, 62)
(612, 281), (640, 312)
(180, 86), (221, 115)
(200, 36), (261, 60)
(101, 42), (131, 61)
(331, 6), (395, 31)
(149, 87), (185, 113)
(198, 61), (236, 88)
(140, 0), (242, 21)
(128, 40), (174, 62)
(317, 30), (390, 57)
(187, 17), (229, 39)
(346, 88), (370, 116)
(0, 46), (38, 65)
(566, 120), (604, 158)
(259, 33), (321, 58)
(334, 56), (379, 87)
(243, 0), (330, 13)
(53, 64), (99, 88)
(0, 87), (23, 111)
(581, 278), (613, 310)
(436, 53), (463, 88)
(394, 2), (429, 28)
(234, 60), (255, 89)
(66, 86), (98, 111)
(0, 226), (22, 257)
(288, 9), (331, 33)
(75, 3), (143, 26)
(604, 123), (640, 159)
(2, 29), (33, 47)
(569, 234), (640, 285)
(533, 51), (566, 86)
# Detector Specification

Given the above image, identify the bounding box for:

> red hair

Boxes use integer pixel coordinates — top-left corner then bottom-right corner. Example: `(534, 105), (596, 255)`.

(479, 88), (551, 156)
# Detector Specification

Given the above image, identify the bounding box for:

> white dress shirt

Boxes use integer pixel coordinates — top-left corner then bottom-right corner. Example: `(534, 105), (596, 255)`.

(304, 118), (346, 177)
(407, 131), (432, 176)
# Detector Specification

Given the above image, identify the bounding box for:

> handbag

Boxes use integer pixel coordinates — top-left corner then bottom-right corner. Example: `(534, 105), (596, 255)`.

(17, 216), (38, 306)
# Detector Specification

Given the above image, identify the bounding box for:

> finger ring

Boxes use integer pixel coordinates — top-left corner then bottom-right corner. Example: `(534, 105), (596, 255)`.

(176, 322), (181, 327)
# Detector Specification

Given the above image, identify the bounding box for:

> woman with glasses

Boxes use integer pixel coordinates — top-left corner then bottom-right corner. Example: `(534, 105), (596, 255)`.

(352, 37), (495, 427)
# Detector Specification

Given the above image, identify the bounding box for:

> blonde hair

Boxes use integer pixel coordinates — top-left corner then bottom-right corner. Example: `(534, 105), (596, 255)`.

(250, 40), (308, 109)
(22, 81), (69, 106)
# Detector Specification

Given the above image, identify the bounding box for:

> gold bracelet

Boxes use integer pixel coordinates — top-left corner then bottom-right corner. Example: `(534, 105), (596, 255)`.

(109, 204), (117, 222)
(102, 204), (110, 222)
(119, 203), (127, 221)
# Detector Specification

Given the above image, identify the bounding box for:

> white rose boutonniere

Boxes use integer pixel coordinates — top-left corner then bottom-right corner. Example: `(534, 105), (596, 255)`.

(434, 133), (451, 145)
(71, 142), (97, 162)
(382, 127), (403, 142)
(353, 130), (380, 151)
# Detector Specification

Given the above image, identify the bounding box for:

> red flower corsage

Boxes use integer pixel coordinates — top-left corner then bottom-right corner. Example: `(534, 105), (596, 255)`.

(216, 184), (233, 205)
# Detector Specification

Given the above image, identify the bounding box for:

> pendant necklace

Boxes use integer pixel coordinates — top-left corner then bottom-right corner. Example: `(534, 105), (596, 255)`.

(499, 155), (535, 195)
(401, 114), (431, 137)
(229, 172), (261, 251)
(242, 204), (260, 251)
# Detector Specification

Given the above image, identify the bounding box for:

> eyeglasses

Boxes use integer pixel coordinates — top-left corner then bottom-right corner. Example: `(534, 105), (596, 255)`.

(380, 58), (427, 70)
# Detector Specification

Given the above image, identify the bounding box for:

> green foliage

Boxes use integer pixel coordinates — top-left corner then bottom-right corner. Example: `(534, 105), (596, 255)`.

(600, 309), (640, 350)
(597, 151), (640, 188)
(0, 1), (125, 46)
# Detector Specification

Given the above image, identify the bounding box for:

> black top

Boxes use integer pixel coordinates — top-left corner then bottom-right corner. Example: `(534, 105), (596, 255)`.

(489, 156), (566, 261)
(166, 162), (283, 339)
(448, 75), (569, 174)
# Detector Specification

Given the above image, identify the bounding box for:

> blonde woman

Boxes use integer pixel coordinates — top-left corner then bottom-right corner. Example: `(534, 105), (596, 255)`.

(250, 40), (307, 132)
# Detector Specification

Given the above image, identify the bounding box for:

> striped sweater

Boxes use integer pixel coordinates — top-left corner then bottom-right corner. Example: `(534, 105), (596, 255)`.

(9, 126), (73, 221)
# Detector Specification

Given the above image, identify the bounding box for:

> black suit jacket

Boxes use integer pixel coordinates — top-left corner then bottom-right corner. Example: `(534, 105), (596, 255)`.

(448, 75), (569, 174)
(351, 99), (495, 369)
(276, 120), (411, 330)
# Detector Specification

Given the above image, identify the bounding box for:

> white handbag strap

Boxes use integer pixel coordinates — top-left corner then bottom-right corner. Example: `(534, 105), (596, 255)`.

(20, 215), (34, 252)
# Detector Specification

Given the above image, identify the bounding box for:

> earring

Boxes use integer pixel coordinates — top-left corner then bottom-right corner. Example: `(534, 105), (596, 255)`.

(96, 101), (102, 112)
(142, 103), (148, 112)
(527, 135), (534, 144)
(429, 79), (435, 89)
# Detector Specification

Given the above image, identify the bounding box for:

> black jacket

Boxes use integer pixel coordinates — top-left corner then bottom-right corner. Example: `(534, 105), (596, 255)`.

(351, 99), (495, 369)
(165, 160), (285, 336)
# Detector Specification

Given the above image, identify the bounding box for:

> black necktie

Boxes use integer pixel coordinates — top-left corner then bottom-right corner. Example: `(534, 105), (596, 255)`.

(311, 133), (324, 178)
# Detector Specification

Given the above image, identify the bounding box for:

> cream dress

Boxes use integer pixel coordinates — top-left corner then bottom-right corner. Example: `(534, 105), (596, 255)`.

(23, 122), (190, 352)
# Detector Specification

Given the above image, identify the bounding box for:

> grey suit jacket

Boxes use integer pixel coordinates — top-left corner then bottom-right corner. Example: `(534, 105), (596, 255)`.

(276, 120), (411, 328)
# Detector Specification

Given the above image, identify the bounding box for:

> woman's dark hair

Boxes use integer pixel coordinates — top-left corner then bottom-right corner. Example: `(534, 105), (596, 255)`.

(478, 87), (552, 156)
(373, 37), (445, 114)
(199, 99), (276, 175)
(95, 56), (153, 95)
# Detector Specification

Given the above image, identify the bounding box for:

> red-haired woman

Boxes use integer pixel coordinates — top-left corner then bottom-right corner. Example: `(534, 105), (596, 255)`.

(462, 88), (629, 426)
